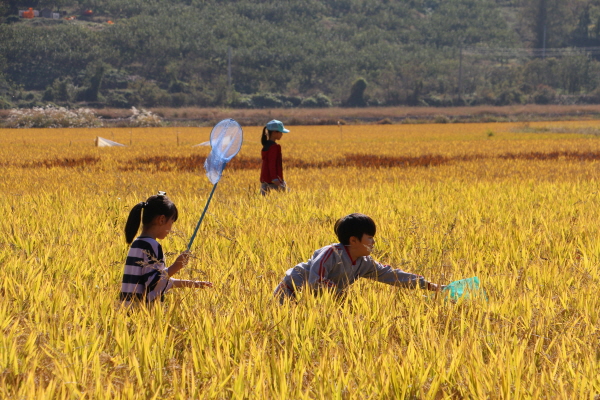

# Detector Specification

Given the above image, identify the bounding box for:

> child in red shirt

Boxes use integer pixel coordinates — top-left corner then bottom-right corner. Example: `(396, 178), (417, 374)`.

(260, 119), (289, 195)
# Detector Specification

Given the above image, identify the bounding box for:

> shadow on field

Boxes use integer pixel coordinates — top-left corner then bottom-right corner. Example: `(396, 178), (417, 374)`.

(116, 154), (465, 172)
(117, 151), (600, 172)
(15, 151), (600, 170)
(21, 156), (101, 168)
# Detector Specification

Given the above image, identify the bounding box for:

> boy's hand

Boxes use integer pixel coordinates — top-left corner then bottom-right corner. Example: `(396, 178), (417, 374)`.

(194, 281), (213, 289)
(427, 282), (445, 291)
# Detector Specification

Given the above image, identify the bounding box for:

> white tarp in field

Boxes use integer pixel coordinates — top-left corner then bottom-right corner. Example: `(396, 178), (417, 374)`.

(95, 136), (125, 147)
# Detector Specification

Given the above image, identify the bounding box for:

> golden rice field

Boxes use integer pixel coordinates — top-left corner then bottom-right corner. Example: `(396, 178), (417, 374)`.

(2, 121), (600, 399)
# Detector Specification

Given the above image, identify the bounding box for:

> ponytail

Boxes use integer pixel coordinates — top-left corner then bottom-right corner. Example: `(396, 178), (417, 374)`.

(124, 194), (178, 244)
(260, 126), (269, 146)
(125, 202), (145, 244)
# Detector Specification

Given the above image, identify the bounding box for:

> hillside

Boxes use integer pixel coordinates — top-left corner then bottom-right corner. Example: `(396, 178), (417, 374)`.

(1, 0), (600, 110)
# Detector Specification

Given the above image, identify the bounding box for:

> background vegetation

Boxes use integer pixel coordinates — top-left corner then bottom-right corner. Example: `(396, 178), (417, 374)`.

(3, 0), (600, 110)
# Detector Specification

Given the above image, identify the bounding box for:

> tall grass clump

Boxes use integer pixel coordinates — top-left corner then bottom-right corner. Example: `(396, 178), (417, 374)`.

(5, 106), (102, 128)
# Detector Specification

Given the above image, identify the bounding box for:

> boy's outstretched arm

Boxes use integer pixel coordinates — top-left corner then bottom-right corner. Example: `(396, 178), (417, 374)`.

(363, 260), (441, 290)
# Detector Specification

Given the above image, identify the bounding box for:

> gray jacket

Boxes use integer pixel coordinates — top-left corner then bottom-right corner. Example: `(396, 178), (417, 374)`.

(277, 243), (427, 297)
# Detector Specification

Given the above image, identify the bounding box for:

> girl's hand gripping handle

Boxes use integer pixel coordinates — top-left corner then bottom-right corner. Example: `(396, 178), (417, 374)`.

(168, 250), (192, 277)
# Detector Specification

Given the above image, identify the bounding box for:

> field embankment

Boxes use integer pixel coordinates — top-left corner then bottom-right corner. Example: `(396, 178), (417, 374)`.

(3, 104), (600, 127)
(93, 104), (600, 125)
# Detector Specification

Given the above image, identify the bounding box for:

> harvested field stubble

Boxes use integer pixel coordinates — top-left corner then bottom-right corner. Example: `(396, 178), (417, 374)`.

(1, 121), (600, 398)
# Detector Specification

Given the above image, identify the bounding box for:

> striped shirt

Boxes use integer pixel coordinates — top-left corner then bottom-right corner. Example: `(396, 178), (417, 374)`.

(120, 236), (173, 305)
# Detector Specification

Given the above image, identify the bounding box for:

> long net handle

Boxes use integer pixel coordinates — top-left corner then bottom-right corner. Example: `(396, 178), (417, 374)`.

(187, 182), (219, 251)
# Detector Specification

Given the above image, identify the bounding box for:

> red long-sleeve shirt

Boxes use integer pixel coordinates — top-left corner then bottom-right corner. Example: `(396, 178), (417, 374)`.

(260, 141), (284, 183)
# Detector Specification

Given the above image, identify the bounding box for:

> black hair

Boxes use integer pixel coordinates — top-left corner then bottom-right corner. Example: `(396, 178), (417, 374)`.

(334, 213), (376, 245)
(124, 194), (178, 244)
(260, 126), (277, 146)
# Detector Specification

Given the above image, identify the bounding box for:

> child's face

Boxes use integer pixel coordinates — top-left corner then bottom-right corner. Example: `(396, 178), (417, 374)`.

(349, 234), (375, 257)
(156, 216), (175, 240)
(271, 131), (283, 141)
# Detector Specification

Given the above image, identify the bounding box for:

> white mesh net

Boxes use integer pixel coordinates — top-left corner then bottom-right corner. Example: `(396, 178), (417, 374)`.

(204, 119), (243, 184)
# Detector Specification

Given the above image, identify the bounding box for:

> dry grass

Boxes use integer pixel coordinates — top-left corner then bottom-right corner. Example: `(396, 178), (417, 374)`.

(1, 121), (600, 398)
(145, 104), (600, 123)
(3, 104), (600, 126)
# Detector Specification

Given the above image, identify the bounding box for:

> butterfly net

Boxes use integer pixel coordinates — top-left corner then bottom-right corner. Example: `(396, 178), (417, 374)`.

(442, 276), (486, 301)
(204, 119), (243, 184)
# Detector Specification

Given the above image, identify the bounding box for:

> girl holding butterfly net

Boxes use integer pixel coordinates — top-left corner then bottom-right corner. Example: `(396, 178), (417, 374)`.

(260, 119), (289, 195)
(120, 192), (213, 307)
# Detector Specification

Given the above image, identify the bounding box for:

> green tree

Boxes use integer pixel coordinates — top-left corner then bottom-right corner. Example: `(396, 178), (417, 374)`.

(346, 78), (367, 107)
(0, 24), (102, 90)
(423, 0), (516, 47)
(519, 0), (575, 49)
(85, 63), (105, 102)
